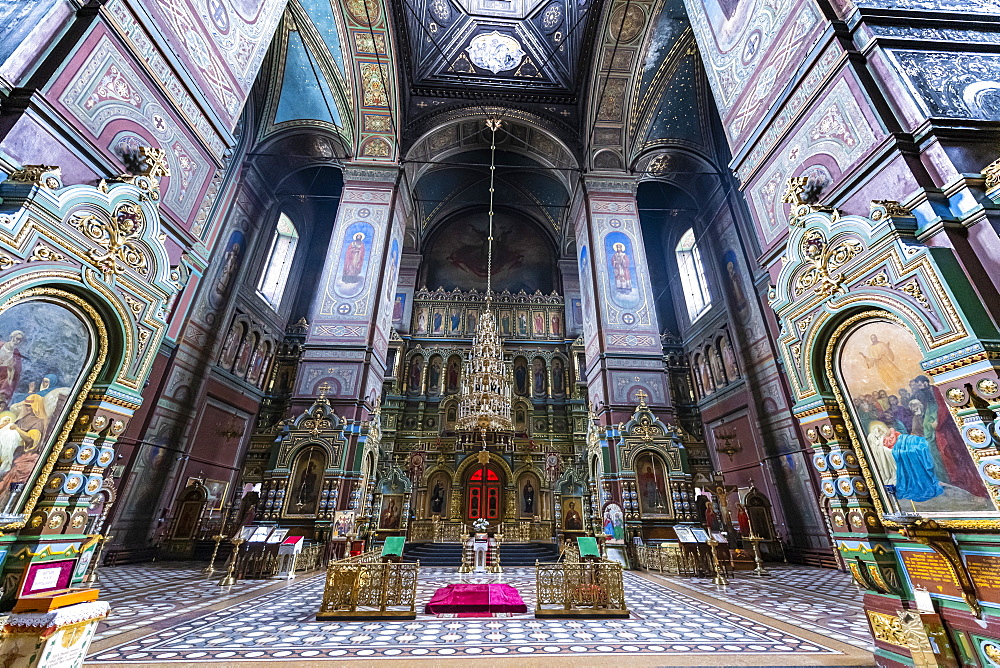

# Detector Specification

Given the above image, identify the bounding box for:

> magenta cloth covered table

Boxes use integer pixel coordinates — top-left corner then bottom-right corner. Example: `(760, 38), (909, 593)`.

(423, 583), (528, 614)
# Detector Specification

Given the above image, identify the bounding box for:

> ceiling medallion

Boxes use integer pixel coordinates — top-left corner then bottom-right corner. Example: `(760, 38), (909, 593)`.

(467, 31), (526, 74)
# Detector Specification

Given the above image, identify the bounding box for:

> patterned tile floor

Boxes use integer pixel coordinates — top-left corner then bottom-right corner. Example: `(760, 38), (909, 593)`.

(651, 565), (874, 651)
(85, 562), (874, 665)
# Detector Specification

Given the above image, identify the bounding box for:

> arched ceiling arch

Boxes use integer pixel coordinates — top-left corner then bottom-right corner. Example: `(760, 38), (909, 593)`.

(584, 0), (719, 172)
(254, 0), (402, 163)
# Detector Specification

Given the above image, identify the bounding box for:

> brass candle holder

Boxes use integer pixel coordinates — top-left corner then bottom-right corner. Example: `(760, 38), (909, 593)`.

(204, 533), (226, 575)
(218, 537), (245, 587)
(747, 534), (770, 577)
(83, 534), (111, 585)
(706, 533), (728, 587)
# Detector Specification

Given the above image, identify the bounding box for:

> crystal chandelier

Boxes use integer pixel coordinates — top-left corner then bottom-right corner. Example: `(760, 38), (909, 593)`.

(456, 117), (513, 440)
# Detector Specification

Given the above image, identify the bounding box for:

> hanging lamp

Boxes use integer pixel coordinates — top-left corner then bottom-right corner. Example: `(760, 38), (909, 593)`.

(455, 118), (513, 442)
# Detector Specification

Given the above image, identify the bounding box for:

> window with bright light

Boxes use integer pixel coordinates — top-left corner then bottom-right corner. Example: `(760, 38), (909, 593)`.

(676, 228), (711, 322)
(257, 213), (299, 309)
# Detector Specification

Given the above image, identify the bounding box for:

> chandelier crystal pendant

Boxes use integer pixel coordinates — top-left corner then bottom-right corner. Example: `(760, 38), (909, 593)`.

(456, 117), (513, 439)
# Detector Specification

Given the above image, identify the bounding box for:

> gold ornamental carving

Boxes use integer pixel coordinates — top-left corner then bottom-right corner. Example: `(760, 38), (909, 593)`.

(103, 146), (171, 197)
(983, 157), (1000, 190)
(866, 611), (907, 647)
(71, 202), (150, 279)
(8, 165), (62, 190)
(870, 200), (912, 219)
(794, 228), (864, 297)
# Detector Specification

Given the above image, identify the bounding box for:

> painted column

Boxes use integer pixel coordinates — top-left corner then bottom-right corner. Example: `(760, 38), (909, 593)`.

(295, 165), (405, 425)
(572, 176), (673, 426)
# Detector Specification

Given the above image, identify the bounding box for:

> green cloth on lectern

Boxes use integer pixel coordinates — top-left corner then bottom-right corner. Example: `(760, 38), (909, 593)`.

(382, 536), (405, 556)
(578, 537), (600, 558)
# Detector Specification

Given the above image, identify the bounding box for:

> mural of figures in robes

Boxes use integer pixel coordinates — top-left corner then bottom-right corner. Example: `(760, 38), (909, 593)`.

(603, 232), (641, 309)
(561, 497), (583, 531)
(532, 358), (547, 396)
(383, 239), (399, 303)
(333, 222), (374, 299)
(286, 446), (325, 516)
(209, 230), (245, 310)
(551, 357), (565, 397)
(722, 250), (749, 321)
(603, 503), (625, 543)
(636, 452), (670, 516)
(427, 356), (442, 395)
(408, 355), (424, 395)
(513, 357), (529, 396)
(415, 309), (428, 334)
(838, 319), (992, 513)
(446, 356), (461, 394)
(0, 300), (92, 522)
(379, 494), (403, 530)
(392, 294), (406, 323)
(519, 475), (538, 518)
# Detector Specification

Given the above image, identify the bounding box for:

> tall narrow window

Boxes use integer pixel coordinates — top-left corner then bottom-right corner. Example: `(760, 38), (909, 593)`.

(676, 228), (711, 321)
(257, 213), (299, 309)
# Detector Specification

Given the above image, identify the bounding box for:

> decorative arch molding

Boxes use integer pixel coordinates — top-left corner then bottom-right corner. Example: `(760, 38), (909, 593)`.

(770, 196), (1000, 532)
(0, 163), (180, 536)
(377, 465), (412, 495)
(274, 395), (349, 471)
(454, 451), (515, 486)
(769, 200), (991, 404)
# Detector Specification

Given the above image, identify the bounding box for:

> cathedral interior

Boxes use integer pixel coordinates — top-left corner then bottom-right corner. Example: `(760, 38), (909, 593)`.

(0, 0), (999, 665)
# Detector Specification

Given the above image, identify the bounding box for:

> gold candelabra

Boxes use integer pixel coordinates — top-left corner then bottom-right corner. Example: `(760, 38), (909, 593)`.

(218, 537), (245, 586)
(204, 533), (226, 575)
(706, 533), (728, 587)
(714, 422), (742, 461)
(747, 534), (770, 577)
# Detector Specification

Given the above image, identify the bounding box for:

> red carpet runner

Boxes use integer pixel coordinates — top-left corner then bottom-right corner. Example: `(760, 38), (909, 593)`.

(423, 583), (528, 614)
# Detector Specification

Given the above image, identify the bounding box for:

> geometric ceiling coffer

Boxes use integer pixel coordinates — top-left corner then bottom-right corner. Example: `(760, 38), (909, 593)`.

(457, 0), (547, 19)
(468, 31), (526, 73)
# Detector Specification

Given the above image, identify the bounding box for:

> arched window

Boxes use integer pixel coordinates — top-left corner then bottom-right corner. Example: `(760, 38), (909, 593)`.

(676, 228), (711, 322)
(257, 213), (299, 309)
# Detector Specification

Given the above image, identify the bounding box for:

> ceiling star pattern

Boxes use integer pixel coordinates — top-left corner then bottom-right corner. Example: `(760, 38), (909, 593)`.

(396, 0), (598, 106)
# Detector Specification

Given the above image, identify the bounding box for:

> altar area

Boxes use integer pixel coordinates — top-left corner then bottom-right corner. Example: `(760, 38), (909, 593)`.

(82, 561), (875, 665)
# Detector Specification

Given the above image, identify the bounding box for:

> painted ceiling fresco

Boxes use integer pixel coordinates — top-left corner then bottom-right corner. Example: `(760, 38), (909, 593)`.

(397, 0), (597, 100)
(421, 211), (556, 293)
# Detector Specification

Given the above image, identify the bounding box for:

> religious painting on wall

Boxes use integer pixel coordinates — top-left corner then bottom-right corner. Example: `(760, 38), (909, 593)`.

(285, 447), (326, 517)
(603, 503), (625, 544)
(532, 311), (545, 337)
(0, 300), (93, 525)
(550, 312), (562, 337)
(432, 308), (445, 335)
(446, 356), (461, 394)
(467, 310), (478, 334)
(513, 357), (529, 396)
(408, 355), (424, 395)
(500, 310), (512, 335)
(427, 474), (449, 517)
(836, 319), (992, 513)
(721, 249), (750, 322)
(187, 477), (228, 512)
(334, 510), (356, 537)
(551, 357), (566, 397)
(517, 310), (529, 337)
(333, 222), (374, 299)
(532, 358), (547, 396)
(414, 307), (428, 335)
(422, 213), (554, 293)
(561, 496), (584, 531)
(450, 307), (462, 334)
(383, 239), (399, 304)
(635, 452), (671, 516)
(604, 232), (641, 309)
(519, 475), (539, 519)
(379, 494), (404, 530)
(209, 230), (245, 310)
(392, 293), (406, 324)
(427, 356), (443, 395)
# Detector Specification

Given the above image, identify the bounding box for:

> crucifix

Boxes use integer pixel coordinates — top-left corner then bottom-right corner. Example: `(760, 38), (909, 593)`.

(317, 381), (331, 400)
(635, 389), (648, 407)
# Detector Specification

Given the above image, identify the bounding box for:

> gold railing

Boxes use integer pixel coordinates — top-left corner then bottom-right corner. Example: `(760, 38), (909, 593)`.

(317, 557), (419, 620)
(297, 543), (325, 572)
(635, 543), (685, 574)
(238, 550), (279, 579)
(409, 519), (435, 542)
(434, 522), (469, 543)
(535, 560), (629, 618)
(501, 522), (530, 542)
(530, 521), (554, 542)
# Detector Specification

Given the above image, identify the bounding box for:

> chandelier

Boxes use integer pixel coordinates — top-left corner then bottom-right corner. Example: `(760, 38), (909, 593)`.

(456, 118), (513, 441)
(714, 421), (743, 461)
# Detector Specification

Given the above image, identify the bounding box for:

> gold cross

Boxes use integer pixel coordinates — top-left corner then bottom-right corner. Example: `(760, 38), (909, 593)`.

(635, 389), (648, 407)
(139, 146), (171, 179)
(317, 381), (331, 399)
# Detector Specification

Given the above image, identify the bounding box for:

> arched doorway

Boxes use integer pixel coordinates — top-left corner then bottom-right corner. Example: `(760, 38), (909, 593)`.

(465, 464), (504, 523)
